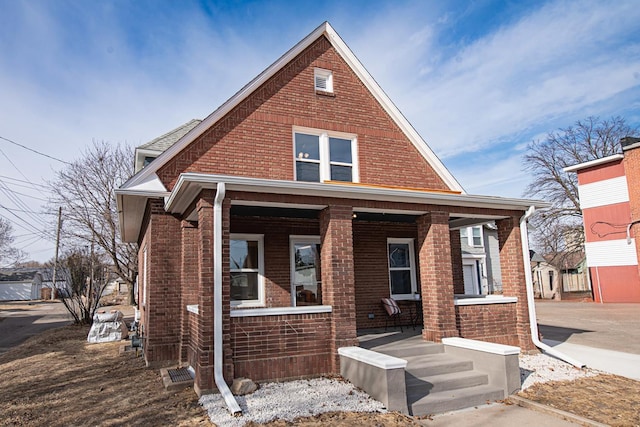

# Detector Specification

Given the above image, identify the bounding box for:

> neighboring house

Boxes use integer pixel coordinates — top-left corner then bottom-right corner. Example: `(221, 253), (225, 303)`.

(134, 119), (202, 173)
(564, 136), (640, 302)
(459, 223), (502, 295)
(117, 22), (548, 396)
(530, 251), (591, 300)
(0, 268), (68, 301)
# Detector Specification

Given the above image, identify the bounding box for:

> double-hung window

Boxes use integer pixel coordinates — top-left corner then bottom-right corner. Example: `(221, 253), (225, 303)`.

(460, 226), (483, 247)
(294, 128), (358, 183)
(387, 238), (417, 300)
(230, 234), (264, 308)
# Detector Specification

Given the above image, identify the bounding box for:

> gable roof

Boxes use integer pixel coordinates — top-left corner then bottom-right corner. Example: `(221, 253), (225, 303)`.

(138, 119), (202, 152)
(120, 21), (463, 195)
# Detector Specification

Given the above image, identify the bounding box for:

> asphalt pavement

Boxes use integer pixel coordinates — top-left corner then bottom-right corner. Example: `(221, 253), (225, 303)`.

(0, 300), (72, 354)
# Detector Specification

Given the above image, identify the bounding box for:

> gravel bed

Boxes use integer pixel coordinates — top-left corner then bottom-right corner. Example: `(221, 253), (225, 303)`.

(199, 377), (386, 427)
(200, 353), (599, 425)
(519, 352), (600, 389)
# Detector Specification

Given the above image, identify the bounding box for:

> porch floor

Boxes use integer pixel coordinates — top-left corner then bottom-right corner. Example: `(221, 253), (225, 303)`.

(357, 327), (424, 350)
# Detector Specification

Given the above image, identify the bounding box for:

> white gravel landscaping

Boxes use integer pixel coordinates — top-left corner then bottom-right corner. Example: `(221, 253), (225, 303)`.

(199, 377), (386, 427)
(519, 352), (600, 389)
(200, 352), (599, 426)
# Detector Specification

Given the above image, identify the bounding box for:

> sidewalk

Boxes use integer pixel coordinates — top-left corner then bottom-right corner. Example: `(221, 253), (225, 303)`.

(544, 339), (640, 380)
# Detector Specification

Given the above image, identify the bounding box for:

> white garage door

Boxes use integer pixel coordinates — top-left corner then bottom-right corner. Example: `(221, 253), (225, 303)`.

(0, 283), (37, 301)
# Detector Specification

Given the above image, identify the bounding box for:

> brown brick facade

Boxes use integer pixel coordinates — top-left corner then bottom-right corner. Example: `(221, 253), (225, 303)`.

(455, 303), (519, 346)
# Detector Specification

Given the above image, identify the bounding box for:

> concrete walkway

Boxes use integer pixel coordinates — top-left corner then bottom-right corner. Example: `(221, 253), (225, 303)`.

(543, 339), (640, 380)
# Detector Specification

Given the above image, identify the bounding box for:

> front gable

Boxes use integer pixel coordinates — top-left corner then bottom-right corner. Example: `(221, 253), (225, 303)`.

(148, 23), (462, 194)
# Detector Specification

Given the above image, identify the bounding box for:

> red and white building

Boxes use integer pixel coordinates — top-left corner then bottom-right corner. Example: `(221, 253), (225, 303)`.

(564, 137), (640, 302)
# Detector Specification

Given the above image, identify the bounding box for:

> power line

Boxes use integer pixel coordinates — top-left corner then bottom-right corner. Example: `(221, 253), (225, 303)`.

(0, 135), (71, 164)
(0, 147), (50, 199)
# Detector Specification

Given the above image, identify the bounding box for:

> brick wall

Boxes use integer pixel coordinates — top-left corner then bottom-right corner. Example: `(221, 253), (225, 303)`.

(157, 36), (449, 192)
(623, 147), (640, 279)
(180, 220), (199, 365)
(455, 303), (519, 346)
(352, 220), (418, 329)
(143, 199), (183, 366)
(497, 217), (534, 351)
(231, 313), (332, 381)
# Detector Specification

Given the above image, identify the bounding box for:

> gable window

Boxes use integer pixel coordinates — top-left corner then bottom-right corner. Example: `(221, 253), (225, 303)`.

(290, 236), (321, 306)
(230, 234), (264, 308)
(294, 128), (358, 183)
(314, 68), (333, 93)
(387, 238), (417, 300)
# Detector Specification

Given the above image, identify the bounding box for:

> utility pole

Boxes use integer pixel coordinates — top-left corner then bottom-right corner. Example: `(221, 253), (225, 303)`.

(51, 207), (62, 300)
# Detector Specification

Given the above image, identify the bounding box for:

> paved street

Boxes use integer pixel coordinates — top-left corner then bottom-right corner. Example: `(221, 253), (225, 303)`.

(0, 300), (72, 354)
(536, 300), (640, 354)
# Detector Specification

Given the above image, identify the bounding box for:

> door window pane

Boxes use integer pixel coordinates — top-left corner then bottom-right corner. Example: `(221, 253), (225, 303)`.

(293, 242), (321, 305)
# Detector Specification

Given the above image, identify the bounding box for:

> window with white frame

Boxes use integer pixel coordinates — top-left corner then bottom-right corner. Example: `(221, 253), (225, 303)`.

(294, 128), (358, 183)
(290, 236), (321, 306)
(230, 234), (265, 307)
(460, 226), (483, 247)
(387, 238), (417, 299)
(314, 68), (333, 93)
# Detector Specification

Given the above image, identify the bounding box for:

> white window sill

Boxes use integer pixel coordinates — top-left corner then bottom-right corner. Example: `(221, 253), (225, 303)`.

(231, 305), (332, 317)
(453, 295), (517, 305)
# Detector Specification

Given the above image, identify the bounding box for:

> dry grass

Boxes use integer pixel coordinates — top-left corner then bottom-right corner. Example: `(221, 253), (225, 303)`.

(0, 325), (211, 427)
(2, 319), (640, 426)
(519, 374), (640, 426)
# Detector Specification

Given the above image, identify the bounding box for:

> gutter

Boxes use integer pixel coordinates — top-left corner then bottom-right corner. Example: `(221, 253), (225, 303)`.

(520, 206), (585, 368)
(213, 182), (242, 415)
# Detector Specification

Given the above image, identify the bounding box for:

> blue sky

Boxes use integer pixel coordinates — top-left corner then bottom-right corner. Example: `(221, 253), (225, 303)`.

(1, 0), (639, 262)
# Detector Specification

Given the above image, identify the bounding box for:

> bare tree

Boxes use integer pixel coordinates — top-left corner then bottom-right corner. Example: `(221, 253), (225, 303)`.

(48, 141), (137, 303)
(57, 248), (109, 324)
(523, 116), (638, 259)
(0, 217), (25, 266)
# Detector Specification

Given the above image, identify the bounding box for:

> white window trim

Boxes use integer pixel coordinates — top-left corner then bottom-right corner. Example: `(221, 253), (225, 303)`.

(230, 233), (265, 308)
(293, 126), (359, 183)
(290, 235), (321, 307)
(314, 68), (333, 93)
(142, 246), (148, 307)
(387, 238), (418, 300)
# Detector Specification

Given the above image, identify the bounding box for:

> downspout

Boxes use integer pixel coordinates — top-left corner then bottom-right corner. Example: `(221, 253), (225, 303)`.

(520, 206), (585, 368)
(213, 182), (242, 415)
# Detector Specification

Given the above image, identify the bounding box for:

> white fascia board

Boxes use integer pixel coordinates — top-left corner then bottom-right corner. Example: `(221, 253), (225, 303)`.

(124, 22), (464, 194)
(165, 173), (549, 216)
(563, 154), (624, 173)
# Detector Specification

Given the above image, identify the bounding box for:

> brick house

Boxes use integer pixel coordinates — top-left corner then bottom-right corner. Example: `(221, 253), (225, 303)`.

(564, 136), (640, 302)
(117, 22), (547, 397)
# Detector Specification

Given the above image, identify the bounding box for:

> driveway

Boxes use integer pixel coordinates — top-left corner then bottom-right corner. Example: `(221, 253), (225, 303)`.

(536, 300), (640, 380)
(0, 300), (72, 354)
(536, 300), (640, 354)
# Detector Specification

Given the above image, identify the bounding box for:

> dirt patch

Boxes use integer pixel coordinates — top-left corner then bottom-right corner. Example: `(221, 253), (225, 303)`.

(244, 411), (422, 426)
(519, 374), (640, 426)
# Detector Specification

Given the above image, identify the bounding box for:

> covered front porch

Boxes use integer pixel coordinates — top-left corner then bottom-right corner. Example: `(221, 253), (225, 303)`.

(157, 174), (544, 391)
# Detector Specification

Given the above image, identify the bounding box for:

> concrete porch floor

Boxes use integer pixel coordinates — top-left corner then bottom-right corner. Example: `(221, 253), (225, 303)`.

(357, 327), (424, 349)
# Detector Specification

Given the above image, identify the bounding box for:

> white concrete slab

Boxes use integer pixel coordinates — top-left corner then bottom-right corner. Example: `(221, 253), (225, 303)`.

(543, 339), (640, 380)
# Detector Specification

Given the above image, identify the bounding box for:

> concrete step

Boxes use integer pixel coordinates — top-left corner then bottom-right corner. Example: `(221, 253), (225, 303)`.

(404, 354), (474, 377)
(406, 369), (489, 394)
(371, 342), (443, 358)
(409, 384), (505, 416)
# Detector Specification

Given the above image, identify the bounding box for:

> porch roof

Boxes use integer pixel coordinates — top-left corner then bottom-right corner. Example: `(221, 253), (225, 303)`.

(116, 172), (550, 242)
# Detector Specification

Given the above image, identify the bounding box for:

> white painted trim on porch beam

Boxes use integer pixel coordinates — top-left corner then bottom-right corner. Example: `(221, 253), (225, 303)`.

(453, 295), (517, 305)
(230, 305), (332, 317)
